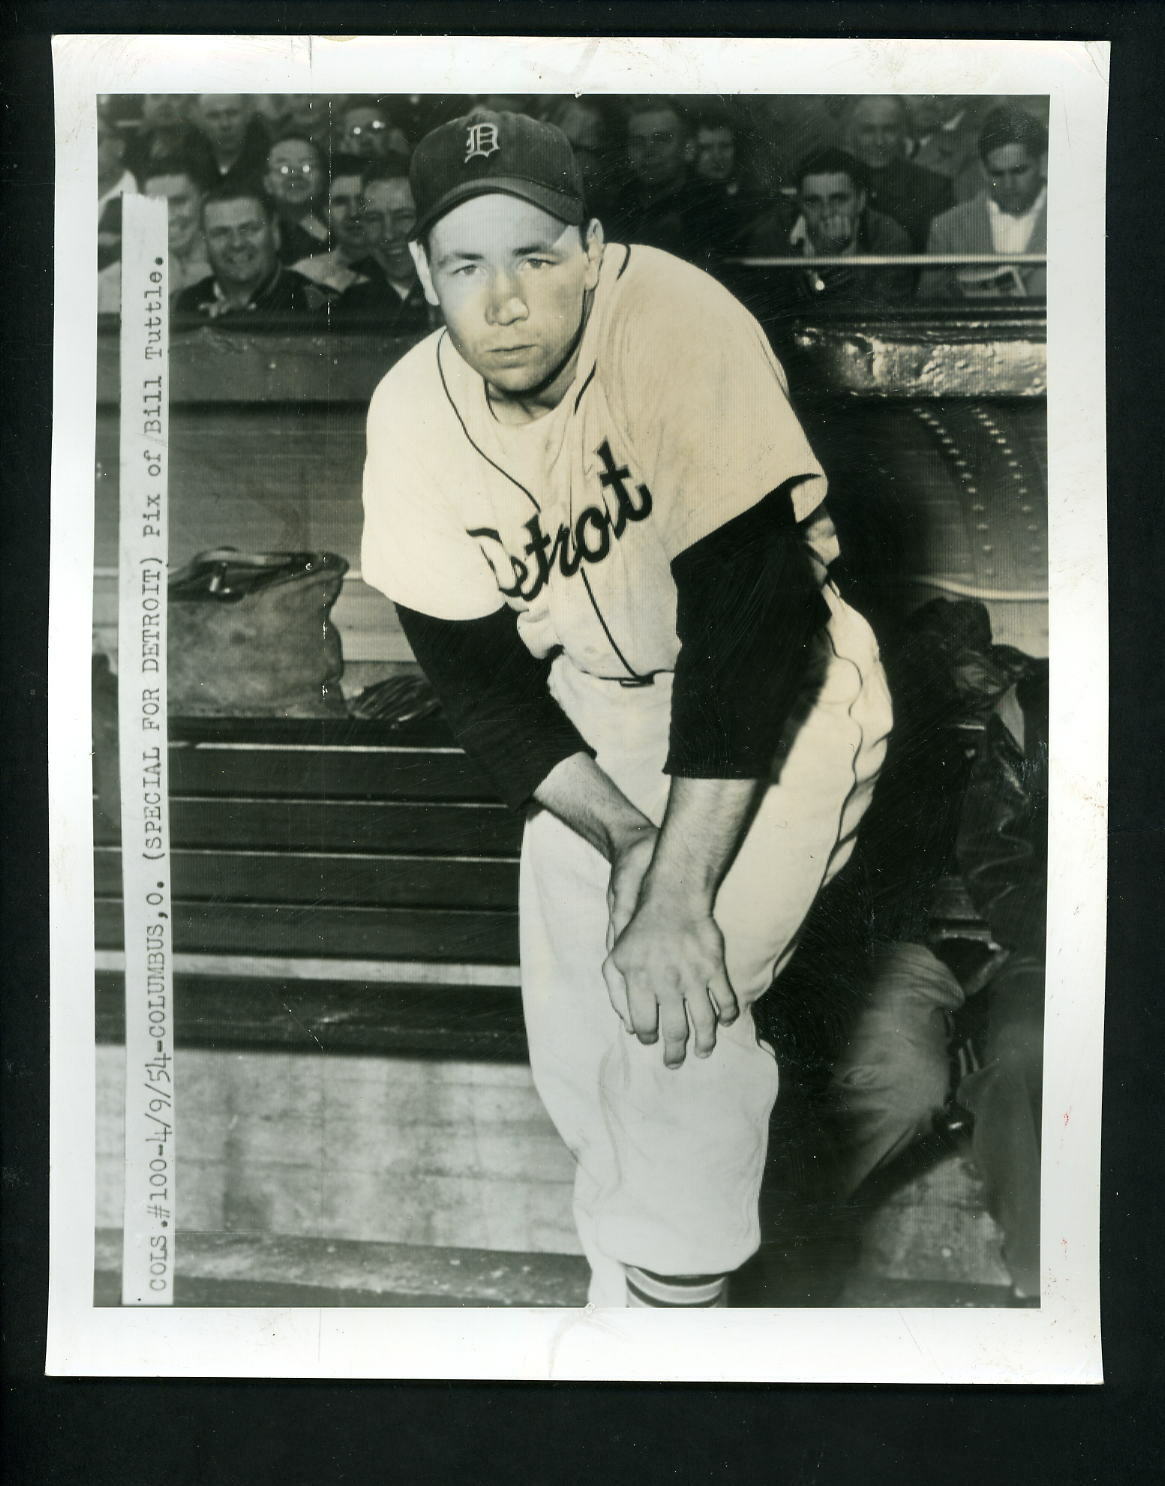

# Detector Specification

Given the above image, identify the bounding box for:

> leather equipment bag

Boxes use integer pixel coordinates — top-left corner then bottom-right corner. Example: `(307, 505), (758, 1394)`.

(167, 549), (348, 717)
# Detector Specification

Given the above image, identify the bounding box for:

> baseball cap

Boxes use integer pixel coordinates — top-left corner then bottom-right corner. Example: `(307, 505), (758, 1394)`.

(409, 110), (585, 241)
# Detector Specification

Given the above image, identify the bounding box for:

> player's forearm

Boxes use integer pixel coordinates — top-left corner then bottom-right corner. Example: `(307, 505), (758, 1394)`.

(533, 752), (656, 862)
(639, 776), (761, 912)
(394, 603), (595, 812)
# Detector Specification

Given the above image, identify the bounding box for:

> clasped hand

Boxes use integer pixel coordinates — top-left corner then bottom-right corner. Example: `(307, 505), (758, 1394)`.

(602, 831), (739, 1069)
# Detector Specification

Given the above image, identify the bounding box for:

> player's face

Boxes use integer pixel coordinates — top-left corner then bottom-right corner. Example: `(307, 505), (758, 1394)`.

(416, 195), (603, 399)
(327, 174), (368, 255)
(203, 198), (278, 290)
(144, 173), (203, 256)
(799, 171), (865, 253)
(362, 179), (418, 281)
(695, 126), (735, 183)
(983, 143), (1043, 216)
(265, 140), (322, 209)
(849, 99), (906, 170)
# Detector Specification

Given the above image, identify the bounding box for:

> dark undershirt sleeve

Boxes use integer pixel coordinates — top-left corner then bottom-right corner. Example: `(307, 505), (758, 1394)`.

(394, 603), (594, 811)
(665, 482), (832, 778)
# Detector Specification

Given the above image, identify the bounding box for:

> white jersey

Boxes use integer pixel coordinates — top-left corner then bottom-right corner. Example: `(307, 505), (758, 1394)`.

(362, 243), (838, 682)
(360, 237), (890, 1304)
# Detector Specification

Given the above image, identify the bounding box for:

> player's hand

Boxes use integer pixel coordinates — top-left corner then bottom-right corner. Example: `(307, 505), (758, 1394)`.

(606, 826), (659, 954)
(602, 896), (739, 1069)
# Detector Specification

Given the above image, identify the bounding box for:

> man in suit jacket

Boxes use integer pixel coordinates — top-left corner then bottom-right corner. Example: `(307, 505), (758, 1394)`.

(907, 95), (996, 203)
(187, 95), (272, 191)
(845, 95), (954, 250)
(918, 107), (1048, 301)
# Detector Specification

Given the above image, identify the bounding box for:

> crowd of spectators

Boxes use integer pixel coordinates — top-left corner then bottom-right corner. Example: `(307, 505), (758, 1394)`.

(96, 91), (1050, 322)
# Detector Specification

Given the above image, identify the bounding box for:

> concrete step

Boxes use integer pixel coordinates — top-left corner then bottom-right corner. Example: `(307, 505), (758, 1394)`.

(854, 1139), (1011, 1288)
(95, 1218), (1016, 1311)
(95, 1228), (589, 1308)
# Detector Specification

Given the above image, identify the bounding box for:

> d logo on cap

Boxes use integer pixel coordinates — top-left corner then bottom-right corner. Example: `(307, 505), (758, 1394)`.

(409, 110), (585, 240)
(465, 122), (500, 162)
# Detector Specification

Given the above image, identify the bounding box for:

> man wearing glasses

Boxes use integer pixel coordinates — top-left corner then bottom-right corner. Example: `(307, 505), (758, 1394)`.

(263, 136), (329, 265)
(339, 99), (412, 161)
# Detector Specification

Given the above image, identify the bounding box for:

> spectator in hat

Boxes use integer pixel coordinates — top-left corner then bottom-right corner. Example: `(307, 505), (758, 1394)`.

(918, 107), (1048, 300)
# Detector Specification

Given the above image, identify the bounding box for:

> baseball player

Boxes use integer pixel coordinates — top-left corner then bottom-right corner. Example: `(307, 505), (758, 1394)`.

(361, 111), (893, 1308)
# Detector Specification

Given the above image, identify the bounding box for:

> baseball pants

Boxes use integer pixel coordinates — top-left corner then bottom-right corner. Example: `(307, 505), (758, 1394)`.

(520, 585), (893, 1306)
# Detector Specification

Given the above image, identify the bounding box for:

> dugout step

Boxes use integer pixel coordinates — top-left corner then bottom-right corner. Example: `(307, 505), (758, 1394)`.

(95, 1196), (1015, 1310)
(94, 1227), (590, 1309)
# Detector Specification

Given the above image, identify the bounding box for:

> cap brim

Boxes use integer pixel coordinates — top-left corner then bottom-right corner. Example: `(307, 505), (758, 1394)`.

(411, 177), (586, 241)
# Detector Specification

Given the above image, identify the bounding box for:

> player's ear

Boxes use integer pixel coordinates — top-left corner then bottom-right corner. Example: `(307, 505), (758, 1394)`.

(409, 240), (441, 307)
(582, 218), (604, 290)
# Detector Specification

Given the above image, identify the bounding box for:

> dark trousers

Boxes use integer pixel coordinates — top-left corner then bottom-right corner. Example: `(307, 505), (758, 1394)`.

(827, 942), (1045, 1296)
(959, 959), (1045, 1296)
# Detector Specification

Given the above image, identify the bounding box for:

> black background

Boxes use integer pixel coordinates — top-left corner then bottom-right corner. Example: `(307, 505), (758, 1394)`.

(2, 3), (1161, 1482)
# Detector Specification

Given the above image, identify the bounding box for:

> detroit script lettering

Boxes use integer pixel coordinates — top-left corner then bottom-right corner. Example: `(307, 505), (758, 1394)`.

(468, 440), (653, 603)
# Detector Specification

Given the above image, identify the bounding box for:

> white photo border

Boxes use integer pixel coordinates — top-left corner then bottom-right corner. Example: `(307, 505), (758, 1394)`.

(47, 32), (1109, 1382)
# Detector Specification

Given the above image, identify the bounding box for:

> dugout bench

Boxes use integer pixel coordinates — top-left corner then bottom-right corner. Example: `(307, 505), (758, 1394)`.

(94, 708), (527, 1060)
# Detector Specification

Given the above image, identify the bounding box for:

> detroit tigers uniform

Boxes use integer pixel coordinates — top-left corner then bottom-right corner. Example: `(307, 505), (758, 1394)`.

(362, 231), (892, 1305)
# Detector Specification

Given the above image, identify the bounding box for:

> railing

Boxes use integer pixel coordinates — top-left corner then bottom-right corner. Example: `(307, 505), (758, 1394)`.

(727, 253), (1047, 268)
